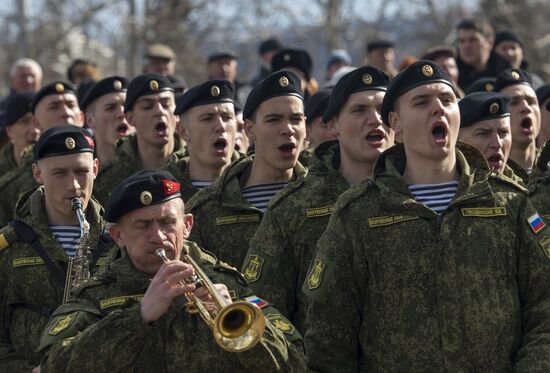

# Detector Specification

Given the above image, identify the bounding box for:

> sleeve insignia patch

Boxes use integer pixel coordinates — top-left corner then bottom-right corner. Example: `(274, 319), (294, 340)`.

(266, 313), (295, 336)
(307, 259), (326, 290)
(528, 212), (545, 234)
(48, 312), (78, 336)
(539, 236), (550, 262)
(0, 234), (9, 251)
(242, 254), (264, 283)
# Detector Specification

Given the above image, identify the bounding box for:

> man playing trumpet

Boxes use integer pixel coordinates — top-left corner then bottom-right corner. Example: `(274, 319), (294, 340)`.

(0, 125), (117, 371)
(38, 170), (305, 372)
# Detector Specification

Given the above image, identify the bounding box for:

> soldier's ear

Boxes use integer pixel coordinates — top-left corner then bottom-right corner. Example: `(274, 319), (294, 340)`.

(182, 213), (193, 238)
(244, 118), (255, 141)
(108, 224), (125, 247)
(126, 111), (135, 127)
(32, 163), (44, 185)
(388, 111), (402, 134)
(327, 117), (338, 134)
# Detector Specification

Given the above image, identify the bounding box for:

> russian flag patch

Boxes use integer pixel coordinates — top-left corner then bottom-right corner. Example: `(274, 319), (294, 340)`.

(528, 213), (545, 234)
(245, 296), (268, 309)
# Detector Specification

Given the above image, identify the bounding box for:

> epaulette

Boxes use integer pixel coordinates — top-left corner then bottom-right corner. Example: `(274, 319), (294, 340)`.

(333, 178), (374, 211)
(489, 171), (529, 194)
(268, 178), (305, 209)
(213, 259), (248, 286)
(0, 224), (19, 252)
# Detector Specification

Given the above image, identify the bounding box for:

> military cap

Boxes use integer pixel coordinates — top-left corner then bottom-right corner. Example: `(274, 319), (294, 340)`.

(381, 60), (457, 125)
(323, 66), (390, 122)
(459, 92), (511, 128)
(536, 84), (550, 106)
(494, 30), (523, 48)
(326, 49), (352, 69)
(124, 73), (174, 111)
(33, 124), (95, 161)
(4, 91), (34, 127)
(465, 77), (496, 95)
(174, 80), (235, 115)
(366, 40), (395, 53)
(145, 43), (176, 60)
(421, 45), (456, 61)
(259, 38), (282, 55)
(208, 51), (237, 63)
(271, 48), (313, 80)
(494, 68), (532, 92)
(243, 70), (303, 120)
(80, 76), (129, 111)
(105, 169), (181, 222)
(31, 81), (77, 114)
(305, 89), (331, 124)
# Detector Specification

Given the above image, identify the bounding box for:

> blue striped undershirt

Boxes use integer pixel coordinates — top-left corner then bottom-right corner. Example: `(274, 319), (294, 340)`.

(49, 225), (81, 257)
(190, 180), (213, 190)
(408, 181), (459, 215)
(242, 182), (288, 212)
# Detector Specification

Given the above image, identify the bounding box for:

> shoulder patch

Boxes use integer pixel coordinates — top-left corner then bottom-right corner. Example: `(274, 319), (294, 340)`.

(49, 312), (78, 335)
(266, 313), (295, 336)
(307, 259), (326, 290)
(539, 236), (550, 262)
(0, 225), (18, 252)
(461, 207), (507, 217)
(306, 205), (335, 218)
(215, 214), (260, 226)
(368, 215), (418, 227)
(528, 212), (546, 234)
(242, 254), (264, 283)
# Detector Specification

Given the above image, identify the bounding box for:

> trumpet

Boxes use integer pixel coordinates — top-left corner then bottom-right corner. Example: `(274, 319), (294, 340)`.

(155, 247), (265, 352)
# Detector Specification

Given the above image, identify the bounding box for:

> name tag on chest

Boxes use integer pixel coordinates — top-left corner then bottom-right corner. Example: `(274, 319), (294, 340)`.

(215, 214), (260, 226)
(461, 207), (507, 217)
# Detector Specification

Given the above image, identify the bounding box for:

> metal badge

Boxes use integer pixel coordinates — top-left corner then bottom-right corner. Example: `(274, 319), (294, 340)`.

(421, 64), (434, 77)
(55, 83), (65, 93)
(140, 191), (153, 205)
(484, 83), (494, 92)
(65, 137), (76, 150)
(279, 76), (289, 87)
(489, 102), (499, 114)
(283, 53), (291, 61)
(362, 73), (373, 85)
(149, 80), (159, 90)
(113, 80), (123, 90)
(211, 85), (221, 97)
(511, 71), (520, 80)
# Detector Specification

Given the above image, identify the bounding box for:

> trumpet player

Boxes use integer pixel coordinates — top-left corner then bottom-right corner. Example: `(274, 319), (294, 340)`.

(0, 125), (117, 371)
(39, 170), (305, 372)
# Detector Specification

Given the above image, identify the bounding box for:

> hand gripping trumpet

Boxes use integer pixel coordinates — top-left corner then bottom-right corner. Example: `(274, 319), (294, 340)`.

(63, 197), (92, 303)
(155, 247), (266, 352)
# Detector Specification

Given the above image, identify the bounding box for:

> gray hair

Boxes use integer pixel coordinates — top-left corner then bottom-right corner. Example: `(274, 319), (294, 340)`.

(10, 58), (43, 78)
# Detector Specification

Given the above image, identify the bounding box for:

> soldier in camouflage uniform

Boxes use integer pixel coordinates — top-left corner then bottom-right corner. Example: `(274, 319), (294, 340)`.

(0, 81), (84, 226)
(529, 140), (550, 218)
(93, 73), (185, 206)
(303, 60), (550, 371)
(242, 66), (393, 332)
(0, 125), (117, 371)
(38, 170), (305, 372)
(165, 79), (241, 202)
(186, 70), (307, 268)
(0, 91), (40, 175)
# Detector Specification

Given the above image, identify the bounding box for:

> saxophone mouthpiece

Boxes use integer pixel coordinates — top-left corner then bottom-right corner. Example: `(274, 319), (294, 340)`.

(71, 197), (83, 211)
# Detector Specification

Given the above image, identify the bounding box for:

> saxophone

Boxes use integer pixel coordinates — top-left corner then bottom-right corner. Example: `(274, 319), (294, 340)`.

(62, 197), (92, 303)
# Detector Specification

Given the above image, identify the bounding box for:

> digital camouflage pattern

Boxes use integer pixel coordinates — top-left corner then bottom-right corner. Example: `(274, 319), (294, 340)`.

(0, 187), (118, 371)
(39, 240), (306, 372)
(0, 148), (37, 226)
(505, 157), (529, 186)
(186, 154), (307, 269)
(93, 133), (186, 206)
(163, 150), (241, 203)
(529, 140), (550, 219)
(243, 140), (348, 332)
(0, 143), (19, 176)
(303, 142), (550, 372)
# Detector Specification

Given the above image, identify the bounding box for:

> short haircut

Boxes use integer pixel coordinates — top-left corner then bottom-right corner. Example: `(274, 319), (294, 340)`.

(456, 19), (494, 40)
(10, 58), (43, 78)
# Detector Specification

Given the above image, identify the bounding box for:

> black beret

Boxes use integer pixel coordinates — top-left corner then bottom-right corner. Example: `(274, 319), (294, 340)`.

(465, 77), (496, 95)
(31, 81), (77, 114)
(243, 70), (303, 120)
(271, 48), (313, 80)
(174, 80), (235, 115)
(305, 89), (331, 123)
(494, 30), (523, 48)
(5, 91), (34, 127)
(124, 73), (174, 111)
(459, 92), (511, 128)
(536, 84), (550, 106)
(367, 40), (395, 53)
(105, 169), (181, 222)
(208, 51), (237, 63)
(494, 68), (532, 92)
(381, 60), (457, 125)
(80, 76), (129, 111)
(259, 38), (282, 55)
(33, 124), (95, 162)
(323, 66), (390, 122)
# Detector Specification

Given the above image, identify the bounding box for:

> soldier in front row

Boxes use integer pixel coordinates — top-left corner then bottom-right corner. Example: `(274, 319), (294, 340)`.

(243, 66), (393, 333)
(303, 60), (550, 371)
(0, 125), (117, 371)
(38, 170), (305, 372)
(165, 79), (240, 202)
(186, 70), (307, 269)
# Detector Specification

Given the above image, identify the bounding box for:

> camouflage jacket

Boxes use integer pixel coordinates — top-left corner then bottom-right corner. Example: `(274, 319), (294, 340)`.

(0, 148), (37, 227)
(186, 154), (307, 269)
(242, 140), (349, 333)
(303, 142), (550, 372)
(528, 141), (550, 219)
(0, 143), (18, 176)
(163, 150), (241, 203)
(93, 133), (186, 206)
(38, 240), (306, 373)
(0, 187), (118, 371)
